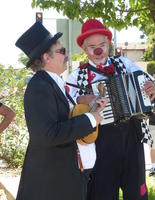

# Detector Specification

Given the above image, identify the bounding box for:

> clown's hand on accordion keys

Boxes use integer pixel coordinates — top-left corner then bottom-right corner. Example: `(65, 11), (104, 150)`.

(91, 70), (154, 125)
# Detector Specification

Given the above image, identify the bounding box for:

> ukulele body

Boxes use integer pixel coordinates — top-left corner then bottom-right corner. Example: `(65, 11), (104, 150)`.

(71, 104), (98, 145)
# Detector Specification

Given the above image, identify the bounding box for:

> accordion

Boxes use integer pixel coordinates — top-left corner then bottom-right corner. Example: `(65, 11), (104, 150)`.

(91, 70), (153, 125)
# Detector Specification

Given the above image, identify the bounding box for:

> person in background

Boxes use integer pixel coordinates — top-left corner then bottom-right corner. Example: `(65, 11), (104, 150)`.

(66, 19), (155, 200)
(15, 21), (107, 200)
(0, 102), (15, 133)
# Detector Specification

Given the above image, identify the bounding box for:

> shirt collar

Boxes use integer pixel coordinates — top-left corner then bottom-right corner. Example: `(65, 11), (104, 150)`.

(45, 71), (66, 94)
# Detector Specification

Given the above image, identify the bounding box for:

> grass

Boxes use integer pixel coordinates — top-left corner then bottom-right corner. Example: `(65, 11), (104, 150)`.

(119, 175), (155, 199)
(146, 175), (155, 199)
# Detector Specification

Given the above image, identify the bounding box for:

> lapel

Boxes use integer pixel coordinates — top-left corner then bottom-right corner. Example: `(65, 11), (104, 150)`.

(36, 70), (69, 110)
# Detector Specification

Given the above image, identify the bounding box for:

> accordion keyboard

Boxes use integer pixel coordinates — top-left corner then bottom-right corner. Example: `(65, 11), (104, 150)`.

(138, 74), (151, 106)
(91, 80), (115, 125)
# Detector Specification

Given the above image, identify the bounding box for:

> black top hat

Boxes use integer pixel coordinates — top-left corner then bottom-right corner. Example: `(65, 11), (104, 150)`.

(15, 21), (63, 67)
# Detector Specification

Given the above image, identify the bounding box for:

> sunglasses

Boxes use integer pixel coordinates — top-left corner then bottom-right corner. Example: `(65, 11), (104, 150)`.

(55, 47), (66, 55)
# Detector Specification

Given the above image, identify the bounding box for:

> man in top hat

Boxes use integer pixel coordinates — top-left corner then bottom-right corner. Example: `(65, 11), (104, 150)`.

(15, 21), (107, 200)
(66, 19), (155, 200)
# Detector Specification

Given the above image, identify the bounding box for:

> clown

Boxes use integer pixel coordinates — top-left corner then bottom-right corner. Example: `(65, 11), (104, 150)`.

(66, 19), (155, 200)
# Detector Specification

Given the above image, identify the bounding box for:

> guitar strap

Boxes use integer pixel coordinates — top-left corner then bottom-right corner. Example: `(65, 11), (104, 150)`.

(65, 90), (76, 106)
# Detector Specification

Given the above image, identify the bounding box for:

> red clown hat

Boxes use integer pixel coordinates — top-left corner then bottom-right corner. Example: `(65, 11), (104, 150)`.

(77, 19), (112, 47)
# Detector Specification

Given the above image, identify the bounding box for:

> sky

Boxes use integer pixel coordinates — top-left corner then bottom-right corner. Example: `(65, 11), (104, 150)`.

(0, 0), (145, 68)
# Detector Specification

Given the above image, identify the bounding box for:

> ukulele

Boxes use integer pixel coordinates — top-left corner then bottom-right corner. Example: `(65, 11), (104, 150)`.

(71, 82), (106, 145)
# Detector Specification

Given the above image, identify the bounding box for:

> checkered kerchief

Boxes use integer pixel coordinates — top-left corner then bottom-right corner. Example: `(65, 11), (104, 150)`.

(77, 67), (89, 95)
(141, 120), (153, 147)
(77, 56), (153, 147)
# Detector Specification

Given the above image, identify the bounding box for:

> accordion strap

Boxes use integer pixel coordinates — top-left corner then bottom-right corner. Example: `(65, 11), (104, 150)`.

(87, 65), (105, 75)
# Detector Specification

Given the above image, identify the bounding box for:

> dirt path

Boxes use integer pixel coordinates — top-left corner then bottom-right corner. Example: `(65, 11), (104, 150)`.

(0, 168), (21, 178)
(0, 168), (21, 200)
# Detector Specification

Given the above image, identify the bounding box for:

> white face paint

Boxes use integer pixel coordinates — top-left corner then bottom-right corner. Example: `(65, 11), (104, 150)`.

(82, 34), (110, 65)
(86, 44), (108, 56)
(94, 55), (107, 65)
(91, 45), (109, 65)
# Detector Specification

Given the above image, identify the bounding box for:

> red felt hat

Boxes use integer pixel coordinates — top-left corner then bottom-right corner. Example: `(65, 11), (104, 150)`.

(77, 19), (112, 47)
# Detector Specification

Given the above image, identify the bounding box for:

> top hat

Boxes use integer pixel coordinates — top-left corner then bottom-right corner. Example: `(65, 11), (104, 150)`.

(77, 19), (112, 47)
(15, 22), (63, 67)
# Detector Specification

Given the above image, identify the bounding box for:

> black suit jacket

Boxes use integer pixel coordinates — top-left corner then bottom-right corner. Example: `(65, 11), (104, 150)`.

(16, 70), (94, 200)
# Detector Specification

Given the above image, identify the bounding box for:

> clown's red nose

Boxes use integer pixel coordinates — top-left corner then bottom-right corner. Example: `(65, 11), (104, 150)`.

(94, 48), (103, 55)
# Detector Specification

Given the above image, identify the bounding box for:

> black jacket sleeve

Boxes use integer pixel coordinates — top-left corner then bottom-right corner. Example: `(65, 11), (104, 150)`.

(24, 76), (94, 146)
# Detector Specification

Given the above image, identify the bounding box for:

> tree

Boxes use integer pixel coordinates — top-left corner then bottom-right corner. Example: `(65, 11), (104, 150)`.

(143, 33), (155, 61)
(18, 52), (29, 66)
(31, 0), (155, 35)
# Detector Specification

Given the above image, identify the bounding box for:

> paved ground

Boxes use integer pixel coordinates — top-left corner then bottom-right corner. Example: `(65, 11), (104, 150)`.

(0, 168), (21, 199)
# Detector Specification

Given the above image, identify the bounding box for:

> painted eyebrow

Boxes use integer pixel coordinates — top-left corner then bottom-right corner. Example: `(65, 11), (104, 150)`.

(88, 41), (107, 47)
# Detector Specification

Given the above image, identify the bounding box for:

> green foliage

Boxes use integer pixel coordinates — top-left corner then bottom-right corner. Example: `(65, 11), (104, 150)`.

(18, 52), (29, 66)
(143, 33), (155, 61)
(146, 61), (155, 76)
(148, 186), (155, 199)
(146, 176), (155, 199)
(31, 0), (155, 35)
(72, 52), (88, 65)
(0, 65), (30, 167)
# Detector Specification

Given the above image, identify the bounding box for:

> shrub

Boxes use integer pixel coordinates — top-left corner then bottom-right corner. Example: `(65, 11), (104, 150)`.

(146, 61), (155, 76)
(0, 65), (30, 167)
(72, 52), (88, 65)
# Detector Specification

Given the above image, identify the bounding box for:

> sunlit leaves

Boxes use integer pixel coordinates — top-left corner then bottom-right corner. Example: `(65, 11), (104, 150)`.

(31, 0), (155, 34)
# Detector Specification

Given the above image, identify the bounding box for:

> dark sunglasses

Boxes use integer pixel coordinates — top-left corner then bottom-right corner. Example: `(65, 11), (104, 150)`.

(55, 47), (66, 55)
